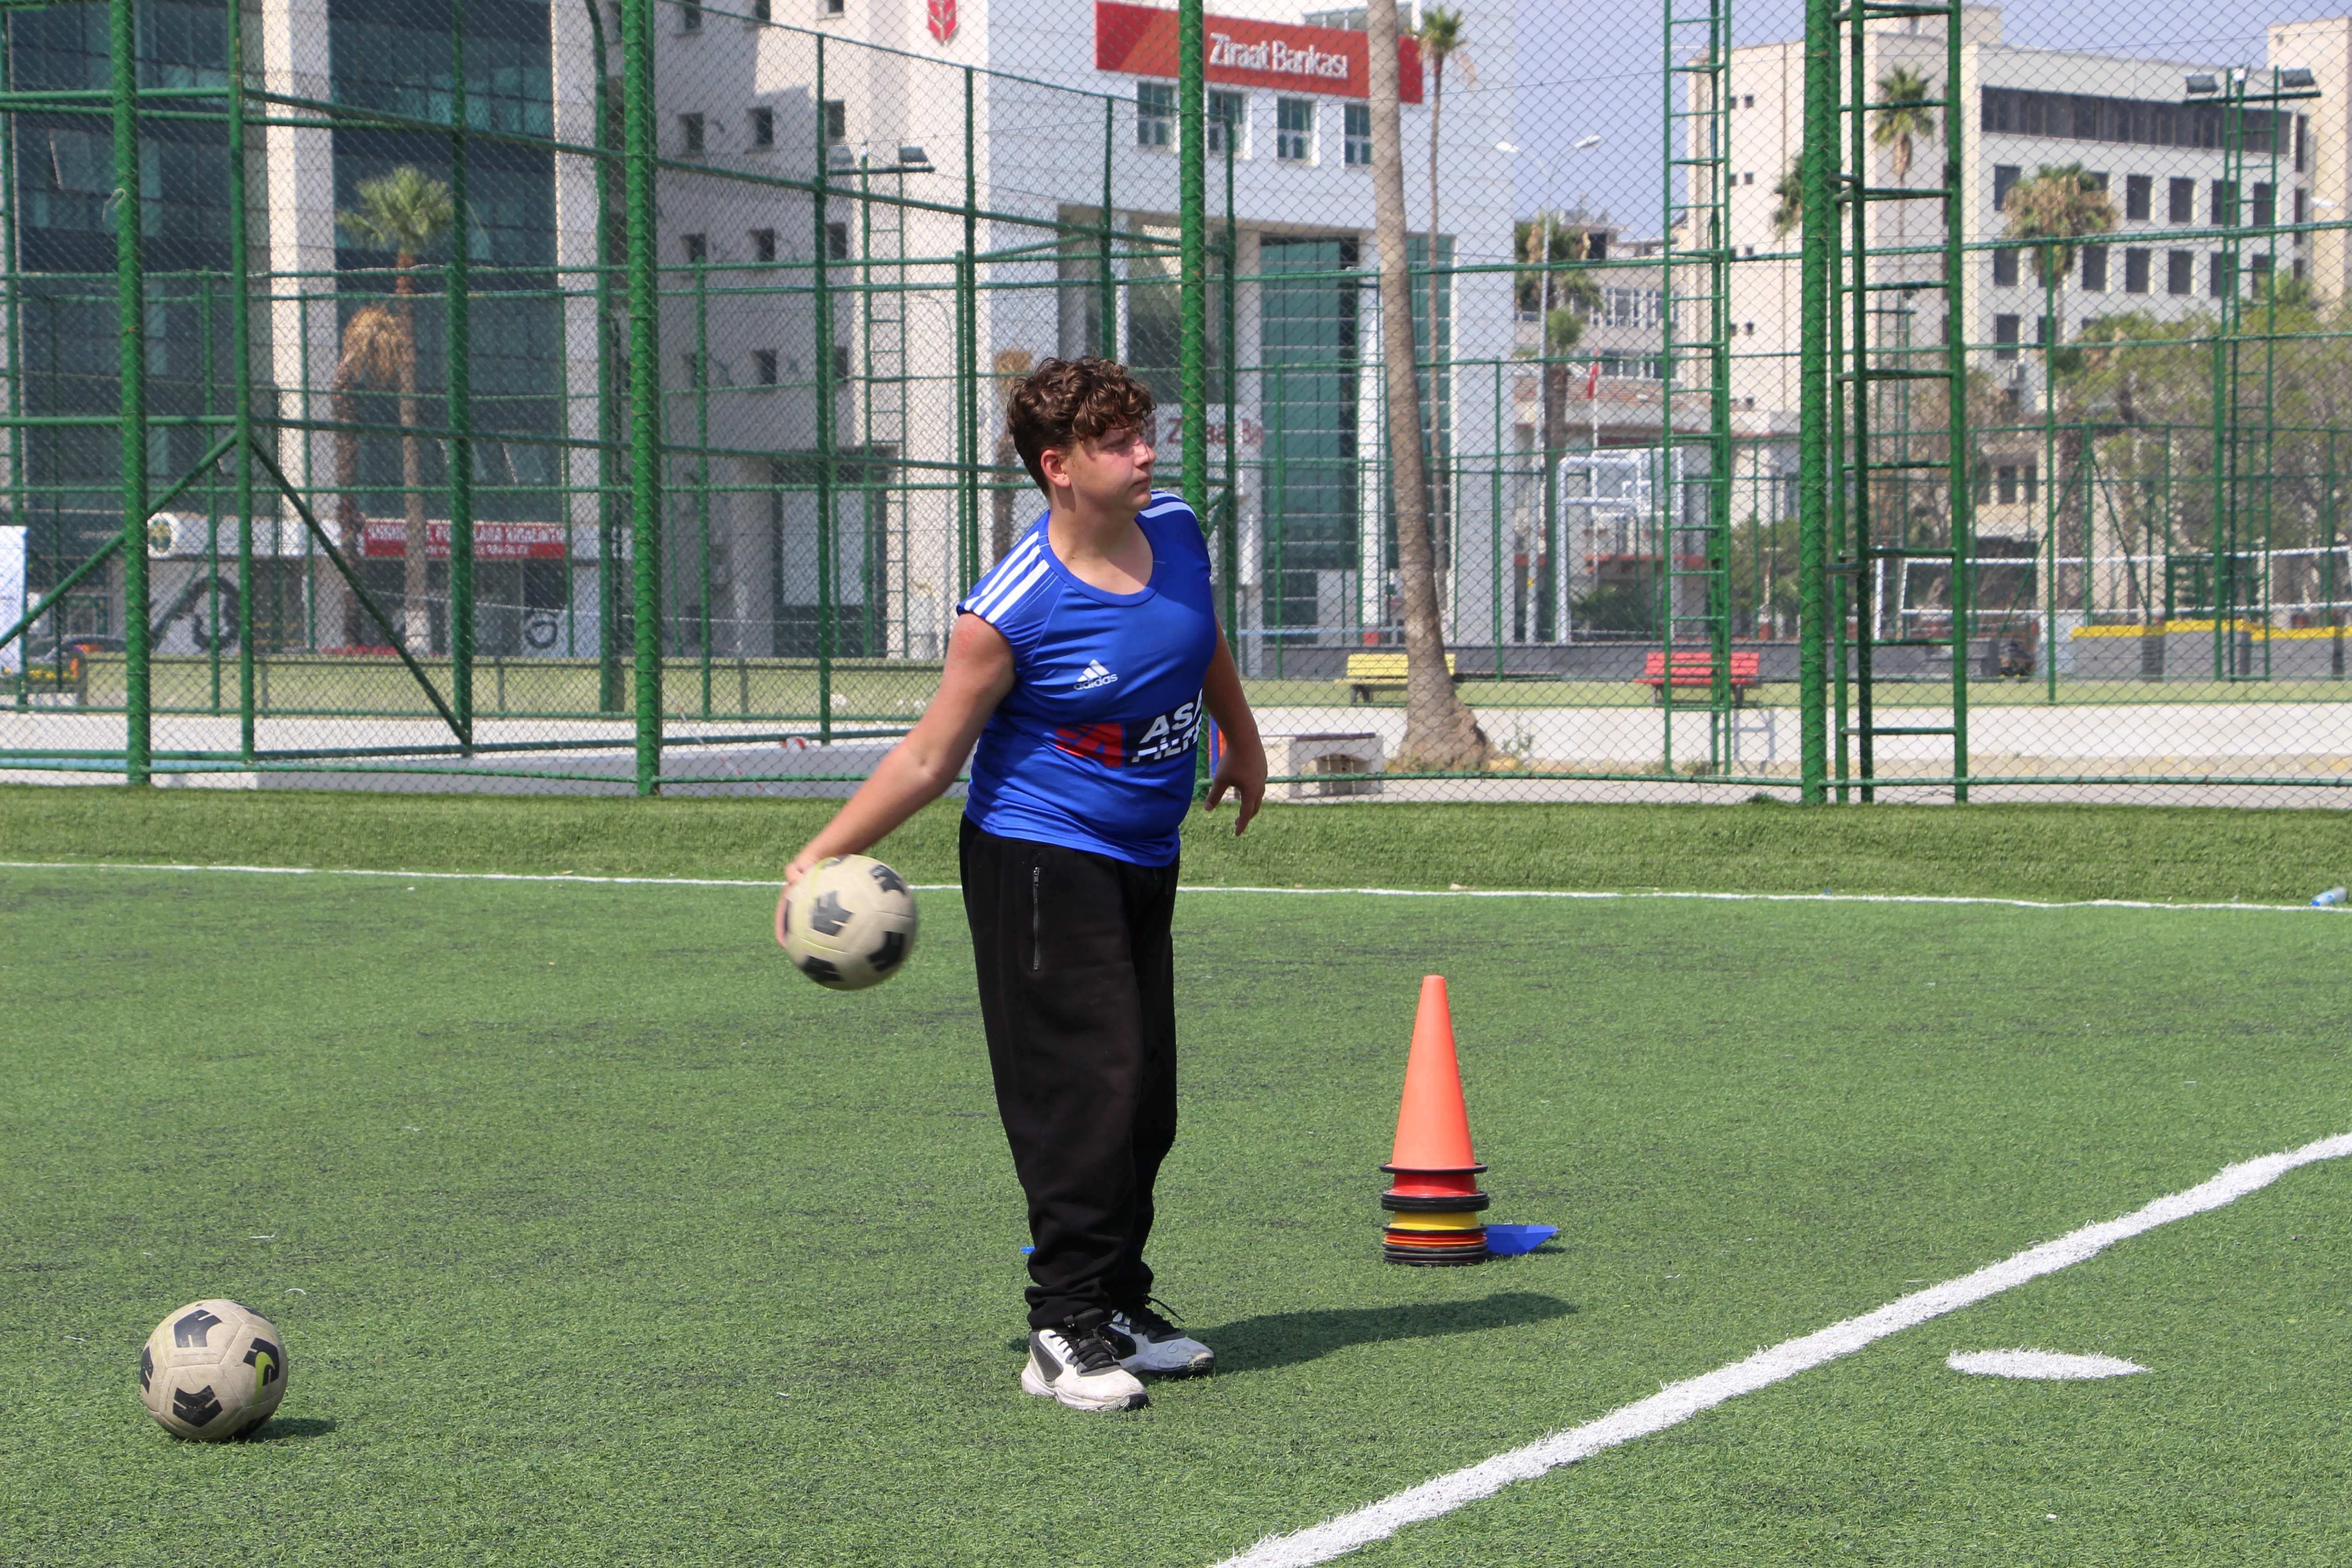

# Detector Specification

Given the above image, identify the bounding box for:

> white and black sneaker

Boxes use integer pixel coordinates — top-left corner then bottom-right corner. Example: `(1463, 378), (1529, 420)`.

(1109, 1299), (1215, 1378)
(1021, 1311), (1149, 1411)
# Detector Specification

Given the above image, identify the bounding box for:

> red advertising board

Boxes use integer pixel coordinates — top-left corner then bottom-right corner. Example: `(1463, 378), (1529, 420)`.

(361, 519), (569, 560)
(1095, 2), (1422, 104)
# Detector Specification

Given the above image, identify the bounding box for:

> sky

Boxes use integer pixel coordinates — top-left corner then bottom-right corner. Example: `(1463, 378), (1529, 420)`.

(1484, 0), (2347, 238)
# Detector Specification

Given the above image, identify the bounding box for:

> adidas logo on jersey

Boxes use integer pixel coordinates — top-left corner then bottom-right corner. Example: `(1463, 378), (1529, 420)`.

(1073, 659), (1120, 690)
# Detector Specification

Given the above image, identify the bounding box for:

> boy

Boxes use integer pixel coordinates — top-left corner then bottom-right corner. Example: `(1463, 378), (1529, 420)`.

(784, 357), (1267, 1412)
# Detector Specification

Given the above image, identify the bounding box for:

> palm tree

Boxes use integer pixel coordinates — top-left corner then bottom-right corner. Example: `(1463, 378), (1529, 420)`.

(1769, 160), (1804, 239)
(328, 302), (404, 647)
(1367, 0), (1490, 769)
(2001, 162), (2117, 294)
(1521, 220), (1598, 460)
(1871, 67), (1937, 285)
(1418, 7), (1470, 574)
(338, 166), (456, 650)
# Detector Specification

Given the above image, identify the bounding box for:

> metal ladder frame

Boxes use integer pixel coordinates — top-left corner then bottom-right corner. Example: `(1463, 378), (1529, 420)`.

(1833, 0), (1970, 802)
(1661, 0), (1737, 775)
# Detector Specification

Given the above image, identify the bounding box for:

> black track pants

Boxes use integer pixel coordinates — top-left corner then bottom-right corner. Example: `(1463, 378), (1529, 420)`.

(960, 818), (1180, 1329)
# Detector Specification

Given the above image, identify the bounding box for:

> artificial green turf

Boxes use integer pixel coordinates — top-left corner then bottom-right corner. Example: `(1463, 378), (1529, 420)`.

(5, 866), (2349, 1565)
(8, 784), (2352, 903)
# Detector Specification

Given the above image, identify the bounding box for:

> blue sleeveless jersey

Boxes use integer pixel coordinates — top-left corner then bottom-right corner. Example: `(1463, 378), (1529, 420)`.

(958, 493), (1219, 867)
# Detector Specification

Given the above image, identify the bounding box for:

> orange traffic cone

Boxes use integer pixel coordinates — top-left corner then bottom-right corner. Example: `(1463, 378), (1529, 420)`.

(1380, 975), (1490, 1266)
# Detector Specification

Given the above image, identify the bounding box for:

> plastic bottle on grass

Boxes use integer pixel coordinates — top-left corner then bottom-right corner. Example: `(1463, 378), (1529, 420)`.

(2313, 887), (2347, 907)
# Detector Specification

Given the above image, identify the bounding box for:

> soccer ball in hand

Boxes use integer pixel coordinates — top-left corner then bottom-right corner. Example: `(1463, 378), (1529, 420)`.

(140, 1298), (288, 1441)
(776, 854), (919, 991)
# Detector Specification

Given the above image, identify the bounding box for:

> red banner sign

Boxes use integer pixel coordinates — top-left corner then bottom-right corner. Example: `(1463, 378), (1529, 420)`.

(361, 519), (569, 560)
(1095, 2), (1422, 104)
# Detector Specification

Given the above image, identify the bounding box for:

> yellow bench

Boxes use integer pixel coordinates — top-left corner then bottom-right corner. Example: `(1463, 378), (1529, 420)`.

(1340, 651), (1460, 705)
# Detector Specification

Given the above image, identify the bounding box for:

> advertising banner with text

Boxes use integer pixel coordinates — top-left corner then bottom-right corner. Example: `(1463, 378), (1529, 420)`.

(1095, 2), (1422, 103)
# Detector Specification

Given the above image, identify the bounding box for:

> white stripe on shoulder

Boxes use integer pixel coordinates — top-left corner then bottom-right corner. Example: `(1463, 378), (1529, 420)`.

(964, 534), (1044, 613)
(968, 558), (1053, 624)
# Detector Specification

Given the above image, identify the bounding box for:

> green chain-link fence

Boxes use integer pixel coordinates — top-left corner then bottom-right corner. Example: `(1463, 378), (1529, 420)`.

(3, 0), (2350, 804)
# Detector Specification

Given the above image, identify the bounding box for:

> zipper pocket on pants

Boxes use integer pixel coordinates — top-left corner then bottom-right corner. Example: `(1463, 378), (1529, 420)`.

(1030, 864), (1042, 972)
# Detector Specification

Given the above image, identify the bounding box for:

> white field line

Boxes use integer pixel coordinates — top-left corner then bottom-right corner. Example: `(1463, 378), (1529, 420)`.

(1212, 1132), (2352, 1568)
(0, 860), (2339, 915)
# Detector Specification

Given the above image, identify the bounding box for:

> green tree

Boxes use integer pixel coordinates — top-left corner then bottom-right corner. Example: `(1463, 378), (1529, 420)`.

(338, 166), (457, 650)
(2001, 162), (2117, 291)
(328, 303), (403, 647)
(1769, 160), (1804, 239)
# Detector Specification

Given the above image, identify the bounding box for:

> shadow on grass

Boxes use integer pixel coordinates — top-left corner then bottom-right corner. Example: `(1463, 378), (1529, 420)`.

(244, 1416), (338, 1442)
(1208, 1289), (1576, 1372)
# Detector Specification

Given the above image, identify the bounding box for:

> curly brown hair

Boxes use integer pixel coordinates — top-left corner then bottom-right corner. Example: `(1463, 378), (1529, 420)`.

(1005, 356), (1156, 495)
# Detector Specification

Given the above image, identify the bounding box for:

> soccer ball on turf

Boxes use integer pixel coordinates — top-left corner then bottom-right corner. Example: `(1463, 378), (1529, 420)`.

(776, 854), (919, 990)
(139, 1298), (288, 1441)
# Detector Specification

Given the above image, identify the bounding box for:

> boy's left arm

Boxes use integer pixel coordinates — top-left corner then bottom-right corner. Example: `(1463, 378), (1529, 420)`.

(1200, 628), (1266, 834)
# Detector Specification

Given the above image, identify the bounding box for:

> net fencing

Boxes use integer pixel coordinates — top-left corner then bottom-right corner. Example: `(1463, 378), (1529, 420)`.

(1, 0), (2349, 805)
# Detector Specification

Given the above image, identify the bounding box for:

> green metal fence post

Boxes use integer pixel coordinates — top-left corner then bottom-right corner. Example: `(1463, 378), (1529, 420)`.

(1795, 0), (1834, 802)
(815, 35), (835, 744)
(585, 0), (622, 710)
(1178, 0), (1205, 516)
(450, 0), (476, 751)
(1943, 0), (1971, 801)
(111, 0), (150, 785)
(228, 0), (257, 761)
(622, 0), (662, 793)
(1100, 100), (1116, 359)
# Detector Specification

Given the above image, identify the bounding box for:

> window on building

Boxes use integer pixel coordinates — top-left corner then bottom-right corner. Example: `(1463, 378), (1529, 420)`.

(680, 113), (705, 155)
(2037, 314), (2053, 346)
(1742, 93), (1754, 108)
(1993, 163), (2022, 211)
(2209, 250), (2231, 297)
(2252, 182), (2274, 228)
(1343, 103), (1372, 165)
(833, 343), (853, 379)
(822, 99), (846, 145)
(1977, 86), (2289, 156)
(2125, 173), (2151, 220)
(1276, 98), (1314, 162)
(826, 220), (849, 260)
(2081, 245), (2107, 292)
(751, 228), (777, 263)
(1137, 81), (1174, 147)
(2210, 178), (2234, 225)
(822, 0), (843, 13)
(678, 0), (701, 31)
(750, 107), (774, 148)
(754, 348), (778, 385)
(2124, 247), (2150, 293)
(1994, 314), (2020, 360)
(1997, 465), (2019, 504)
(1205, 90), (1244, 156)
(2166, 249), (2192, 294)
(2252, 252), (2274, 289)
(2296, 187), (2308, 224)
(1993, 246), (2019, 287)
(2024, 460), (2038, 504)
(2168, 177), (2195, 223)
(681, 232), (707, 263)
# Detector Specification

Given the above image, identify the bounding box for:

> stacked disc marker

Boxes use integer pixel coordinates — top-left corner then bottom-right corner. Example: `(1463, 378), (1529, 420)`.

(1380, 975), (1490, 1265)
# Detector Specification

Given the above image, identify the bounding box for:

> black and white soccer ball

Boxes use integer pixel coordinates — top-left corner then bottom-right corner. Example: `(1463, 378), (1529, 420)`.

(139, 1298), (288, 1441)
(778, 854), (919, 991)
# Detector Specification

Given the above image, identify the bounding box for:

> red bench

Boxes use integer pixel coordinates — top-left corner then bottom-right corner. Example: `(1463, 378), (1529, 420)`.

(1638, 650), (1762, 706)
